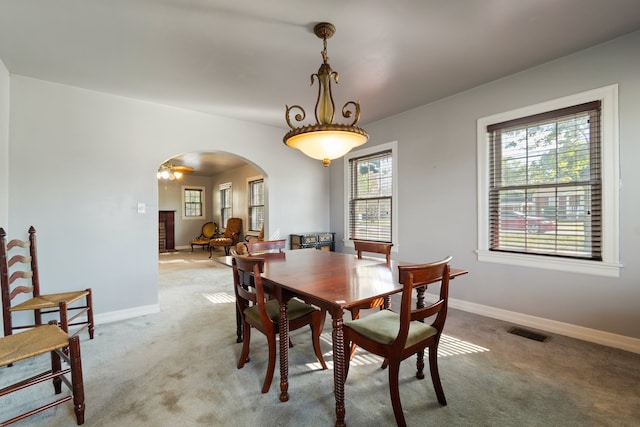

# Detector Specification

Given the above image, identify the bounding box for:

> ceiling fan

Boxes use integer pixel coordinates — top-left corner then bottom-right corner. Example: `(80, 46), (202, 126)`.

(157, 161), (194, 180)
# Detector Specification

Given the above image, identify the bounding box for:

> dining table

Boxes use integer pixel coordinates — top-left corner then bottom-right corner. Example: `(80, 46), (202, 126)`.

(214, 248), (467, 427)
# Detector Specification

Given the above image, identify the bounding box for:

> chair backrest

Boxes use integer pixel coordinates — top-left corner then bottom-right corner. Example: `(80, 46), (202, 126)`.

(232, 256), (273, 333)
(224, 218), (243, 239)
(202, 222), (218, 239)
(0, 227), (41, 335)
(245, 239), (286, 255)
(354, 240), (393, 264)
(395, 256), (452, 345)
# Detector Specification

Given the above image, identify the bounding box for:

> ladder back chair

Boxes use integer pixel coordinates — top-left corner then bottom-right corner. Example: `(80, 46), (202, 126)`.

(0, 323), (85, 425)
(232, 255), (327, 394)
(348, 240), (394, 359)
(0, 227), (94, 339)
(343, 256), (452, 427)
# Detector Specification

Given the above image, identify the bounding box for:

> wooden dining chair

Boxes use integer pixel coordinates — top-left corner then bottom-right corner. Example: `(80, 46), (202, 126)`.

(342, 256), (452, 427)
(348, 240), (394, 359)
(0, 226), (94, 339)
(232, 255), (328, 393)
(0, 323), (85, 425)
(245, 239), (286, 255)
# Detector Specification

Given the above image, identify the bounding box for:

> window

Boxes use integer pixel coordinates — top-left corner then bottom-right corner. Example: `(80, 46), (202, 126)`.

(248, 177), (264, 232)
(219, 183), (232, 226)
(344, 141), (397, 247)
(477, 85), (620, 277)
(182, 186), (205, 219)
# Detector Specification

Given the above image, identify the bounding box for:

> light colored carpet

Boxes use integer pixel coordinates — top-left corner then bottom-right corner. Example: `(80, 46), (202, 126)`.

(1, 249), (639, 426)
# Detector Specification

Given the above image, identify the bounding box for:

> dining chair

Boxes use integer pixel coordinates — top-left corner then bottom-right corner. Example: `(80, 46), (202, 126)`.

(0, 323), (85, 425)
(245, 223), (265, 244)
(342, 256), (452, 427)
(209, 217), (242, 256)
(245, 239), (286, 255)
(232, 255), (328, 393)
(0, 226), (94, 339)
(348, 240), (394, 359)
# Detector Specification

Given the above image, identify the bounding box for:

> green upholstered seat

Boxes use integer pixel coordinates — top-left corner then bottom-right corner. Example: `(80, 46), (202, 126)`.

(345, 309), (437, 349)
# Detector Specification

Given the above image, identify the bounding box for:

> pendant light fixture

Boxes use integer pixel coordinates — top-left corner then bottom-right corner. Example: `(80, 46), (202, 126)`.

(284, 22), (368, 167)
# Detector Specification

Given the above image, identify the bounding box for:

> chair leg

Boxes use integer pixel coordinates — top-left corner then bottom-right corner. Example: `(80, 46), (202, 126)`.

(235, 307), (243, 343)
(86, 289), (95, 339)
(262, 333), (277, 394)
(388, 360), (407, 427)
(237, 323), (251, 368)
(51, 347), (63, 394)
(59, 301), (69, 335)
(428, 343), (447, 406)
(343, 334), (352, 380)
(310, 311), (328, 370)
(348, 308), (360, 361)
(68, 335), (86, 425)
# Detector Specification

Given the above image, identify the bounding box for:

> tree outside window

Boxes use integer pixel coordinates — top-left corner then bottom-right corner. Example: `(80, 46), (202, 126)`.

(349, 150), (393, 242)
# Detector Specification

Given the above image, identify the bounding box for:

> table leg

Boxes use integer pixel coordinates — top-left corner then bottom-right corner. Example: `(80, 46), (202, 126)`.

(332, 310), (346, 427)
(278, 299), (289, 402)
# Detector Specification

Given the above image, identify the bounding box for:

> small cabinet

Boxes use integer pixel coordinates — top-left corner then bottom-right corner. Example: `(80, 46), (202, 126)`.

(290, 232), (335, 252)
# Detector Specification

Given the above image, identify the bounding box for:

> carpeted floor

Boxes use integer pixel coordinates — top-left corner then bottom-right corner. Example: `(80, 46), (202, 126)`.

(1, 248), (639, 426)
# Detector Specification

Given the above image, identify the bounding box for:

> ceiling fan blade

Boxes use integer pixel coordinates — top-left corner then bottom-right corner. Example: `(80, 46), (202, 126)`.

(172, 165), (195, 173)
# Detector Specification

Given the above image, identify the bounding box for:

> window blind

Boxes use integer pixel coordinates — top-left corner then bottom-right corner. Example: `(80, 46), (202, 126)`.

(348, 150), (392, 242)
(487, 101), (602, 260)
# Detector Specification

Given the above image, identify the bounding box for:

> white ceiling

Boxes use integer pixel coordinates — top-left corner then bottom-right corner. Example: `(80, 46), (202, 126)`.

(2, 0), (640, 174)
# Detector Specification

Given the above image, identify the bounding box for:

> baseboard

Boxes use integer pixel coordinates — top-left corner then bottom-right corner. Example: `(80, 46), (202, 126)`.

(447, 297), (640, 355)
(93, 304), (160, 325)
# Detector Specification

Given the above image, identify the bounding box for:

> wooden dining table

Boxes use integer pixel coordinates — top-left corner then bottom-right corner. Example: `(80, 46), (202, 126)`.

(214, 248), (467, 427)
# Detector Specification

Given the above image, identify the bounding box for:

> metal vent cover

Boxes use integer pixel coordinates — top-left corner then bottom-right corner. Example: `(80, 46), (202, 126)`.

(508, 327), (549, 342)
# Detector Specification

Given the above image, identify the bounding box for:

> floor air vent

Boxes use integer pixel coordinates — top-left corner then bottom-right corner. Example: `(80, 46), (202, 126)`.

(508, 327), (548, 342)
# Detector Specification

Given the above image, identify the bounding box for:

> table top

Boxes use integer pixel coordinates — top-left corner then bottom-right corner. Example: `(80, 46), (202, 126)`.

(213, 249), (467, 311)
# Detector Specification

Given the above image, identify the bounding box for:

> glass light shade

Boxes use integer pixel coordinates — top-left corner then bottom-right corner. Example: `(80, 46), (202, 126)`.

(160, 170), (170, 179)
(286, 130), (367, 162)
(173, 171), (183, 179)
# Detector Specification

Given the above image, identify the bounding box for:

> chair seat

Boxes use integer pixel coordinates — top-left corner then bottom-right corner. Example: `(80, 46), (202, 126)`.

(191, 238), (210, 245)
(244, 298), (317, 325)
(10, 290), (90, 311)
(0, 324), (68, 366)
(345, 309), (438, 348)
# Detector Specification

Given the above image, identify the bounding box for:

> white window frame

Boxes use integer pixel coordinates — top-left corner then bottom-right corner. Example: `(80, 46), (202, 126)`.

(343, 141), (398, 250)
(477, 85), (621, 277)
(219, 182), (232, 226)
(181, 185), (205, 220)
(247, 175), (264, 232)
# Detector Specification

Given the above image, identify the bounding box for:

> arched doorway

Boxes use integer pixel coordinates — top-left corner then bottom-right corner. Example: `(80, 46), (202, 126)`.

(157, 151), (267, 253)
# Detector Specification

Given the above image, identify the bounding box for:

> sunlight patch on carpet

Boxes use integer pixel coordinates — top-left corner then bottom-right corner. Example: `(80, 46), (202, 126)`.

(306, 333), (490, 370)
(202, 292), (235, 304)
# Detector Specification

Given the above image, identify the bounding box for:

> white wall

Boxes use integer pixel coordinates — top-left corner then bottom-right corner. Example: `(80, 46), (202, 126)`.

(0, 59), (9, 227)
(331, 31), (640, 348)
(7, 76), (330, 326)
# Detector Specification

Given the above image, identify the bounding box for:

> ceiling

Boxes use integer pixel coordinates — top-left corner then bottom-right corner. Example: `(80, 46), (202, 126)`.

(2, 0), (640, 175)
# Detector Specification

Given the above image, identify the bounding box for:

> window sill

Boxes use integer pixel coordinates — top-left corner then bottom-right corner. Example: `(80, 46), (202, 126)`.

(476, 250), (621, 278)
